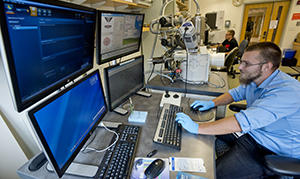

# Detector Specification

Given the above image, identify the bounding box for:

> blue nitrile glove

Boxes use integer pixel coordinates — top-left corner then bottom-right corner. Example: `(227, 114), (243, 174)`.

(191, 100), (214, 111)
(175, 112), (199, 134)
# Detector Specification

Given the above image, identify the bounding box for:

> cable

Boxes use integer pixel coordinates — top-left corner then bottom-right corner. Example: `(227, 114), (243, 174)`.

(183, 28), (188, 98)
(176, 71), (225, 88)
(208, 71), (226, 88)
(153, 70), (174, 82)
(147, 63), (155, 83)
(81, 124), (119, 153)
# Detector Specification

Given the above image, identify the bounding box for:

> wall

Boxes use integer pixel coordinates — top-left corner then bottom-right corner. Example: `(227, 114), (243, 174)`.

(280, 0), (300, 49)
(0, 113), (28, 179)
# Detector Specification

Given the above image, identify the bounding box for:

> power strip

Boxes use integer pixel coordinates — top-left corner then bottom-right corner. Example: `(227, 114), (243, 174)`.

(159, 91), (181, 107)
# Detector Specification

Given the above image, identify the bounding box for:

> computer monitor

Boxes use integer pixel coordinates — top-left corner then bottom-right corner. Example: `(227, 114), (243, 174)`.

(27, 70), (107, 178)
(205, 12), (217, 29)
(103, 55), (144, 111)
(0, 0), (96, 112)
(97, 11), (144, 65)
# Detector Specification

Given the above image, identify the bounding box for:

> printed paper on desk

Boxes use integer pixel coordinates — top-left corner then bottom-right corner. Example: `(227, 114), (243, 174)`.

(169, 157), (206, 173)
(176, 171), (209, 179)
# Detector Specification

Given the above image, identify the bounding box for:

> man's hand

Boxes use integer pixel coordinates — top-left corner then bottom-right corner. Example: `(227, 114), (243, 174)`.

(191, 100), (214, 111)
(175, 113), (199, 134)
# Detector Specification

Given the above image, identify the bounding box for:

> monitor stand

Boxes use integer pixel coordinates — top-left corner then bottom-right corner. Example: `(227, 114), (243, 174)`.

(28, 152), (47, 171)
(46, 162), (98, 178)
(29, 152), (98, 177)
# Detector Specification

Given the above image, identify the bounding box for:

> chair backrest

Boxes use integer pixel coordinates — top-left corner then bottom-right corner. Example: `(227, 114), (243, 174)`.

(224, 47), (239, 72)
(236, 39), (248, 58)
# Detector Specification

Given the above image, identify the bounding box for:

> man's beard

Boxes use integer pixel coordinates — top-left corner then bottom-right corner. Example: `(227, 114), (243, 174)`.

(239, 65), (263, 85)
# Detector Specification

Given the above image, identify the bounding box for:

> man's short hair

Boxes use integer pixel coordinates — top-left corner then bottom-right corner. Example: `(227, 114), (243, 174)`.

(228, 30), (235, 37)
(245, 42), (282, 70)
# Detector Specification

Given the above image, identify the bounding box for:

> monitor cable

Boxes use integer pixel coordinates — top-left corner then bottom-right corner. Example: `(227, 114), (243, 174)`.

(183, 27), (188, 98)
(81, 124), (119, 153)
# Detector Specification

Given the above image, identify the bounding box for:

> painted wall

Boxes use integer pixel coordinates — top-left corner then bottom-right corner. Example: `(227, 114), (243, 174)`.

(0, 113), (28, 179)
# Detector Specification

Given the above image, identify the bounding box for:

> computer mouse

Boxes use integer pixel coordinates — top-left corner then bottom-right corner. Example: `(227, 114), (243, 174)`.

(191, 105), (203, 112)
(144, 159), (165, 179)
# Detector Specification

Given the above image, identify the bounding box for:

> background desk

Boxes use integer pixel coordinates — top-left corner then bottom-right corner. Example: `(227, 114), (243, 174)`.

(17, 93), (216, 179)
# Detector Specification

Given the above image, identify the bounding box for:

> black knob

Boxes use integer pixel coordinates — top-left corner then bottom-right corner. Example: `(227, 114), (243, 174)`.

(173, 94), (179, 98)
(165, 90), (170, 98)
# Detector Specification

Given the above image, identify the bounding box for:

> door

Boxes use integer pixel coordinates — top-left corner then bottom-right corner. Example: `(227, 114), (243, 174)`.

(240, 3), (273, 44)
(266, 1), (291, 44)
(240, 1), (290, 46)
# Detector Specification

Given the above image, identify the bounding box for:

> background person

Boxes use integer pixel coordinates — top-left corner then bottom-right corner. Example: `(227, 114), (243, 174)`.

(210, 30), (238, 53)
(245, 17), (254, 42)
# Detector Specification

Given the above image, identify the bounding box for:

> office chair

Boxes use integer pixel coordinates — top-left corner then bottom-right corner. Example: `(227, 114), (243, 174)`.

(228, 103), (300, 179)
(211, 47), (239, 79)
(234, 39), (248, 65)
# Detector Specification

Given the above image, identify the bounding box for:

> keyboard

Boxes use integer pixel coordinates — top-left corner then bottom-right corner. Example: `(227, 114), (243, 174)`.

(97, 125), (141, 179)
(153, 103), (183, 150)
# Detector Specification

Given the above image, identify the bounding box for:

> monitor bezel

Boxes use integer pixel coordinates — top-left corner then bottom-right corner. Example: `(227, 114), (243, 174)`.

(103, 55), (144, 111)
(97, 10), (145, 65)
(27, 70), (107, 178)
(0, 0), (96, 112)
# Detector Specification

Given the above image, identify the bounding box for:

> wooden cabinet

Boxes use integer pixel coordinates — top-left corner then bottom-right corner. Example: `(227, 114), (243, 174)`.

(293, 42), (300, 66)
(66, 0), (150, 10)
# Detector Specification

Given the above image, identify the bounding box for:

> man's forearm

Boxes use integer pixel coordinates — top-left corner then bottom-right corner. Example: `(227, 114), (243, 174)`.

(212, 92), (234, 107)
(197, 115), (242, 135)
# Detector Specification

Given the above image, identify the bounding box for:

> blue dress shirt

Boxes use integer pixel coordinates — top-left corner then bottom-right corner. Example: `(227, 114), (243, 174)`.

(228, 69), (300, 158)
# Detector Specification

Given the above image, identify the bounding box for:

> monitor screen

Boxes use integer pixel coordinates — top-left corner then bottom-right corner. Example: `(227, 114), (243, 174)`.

(205, 12), (217, 29)
(27, 70), (107, 178)
(97, 11), (144, 65)
(104, 55), (144, 111)
(0, 0), (96, 112)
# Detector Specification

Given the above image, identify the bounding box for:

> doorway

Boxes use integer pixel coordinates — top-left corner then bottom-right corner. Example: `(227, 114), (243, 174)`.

(240, 1), (291, 46)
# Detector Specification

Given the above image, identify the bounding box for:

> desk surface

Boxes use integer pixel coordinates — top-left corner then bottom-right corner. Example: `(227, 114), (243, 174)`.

(291, 66), (300, 73)
(17, 93), (216, 179)
(145, 72), (229, 97)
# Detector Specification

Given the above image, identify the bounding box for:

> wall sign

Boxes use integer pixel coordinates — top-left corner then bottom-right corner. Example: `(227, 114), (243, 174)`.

(292, 13), (300, 20)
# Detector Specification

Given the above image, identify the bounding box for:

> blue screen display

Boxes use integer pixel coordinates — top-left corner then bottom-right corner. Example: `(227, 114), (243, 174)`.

(1, 0), (95, 111)
(33, 72), (106, 169)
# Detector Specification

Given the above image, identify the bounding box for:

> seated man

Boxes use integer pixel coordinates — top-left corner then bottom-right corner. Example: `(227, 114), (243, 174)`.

(176, 42), (300, 178)
(210, 30), (238, 53)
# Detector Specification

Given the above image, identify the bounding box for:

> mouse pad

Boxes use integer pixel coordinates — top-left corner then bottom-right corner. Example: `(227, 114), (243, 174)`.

(130, 158), (169, 179)
(183, 107), (214, 122)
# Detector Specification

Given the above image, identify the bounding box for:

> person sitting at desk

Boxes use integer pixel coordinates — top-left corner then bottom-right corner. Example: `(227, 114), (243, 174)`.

(210, 30), (238, 54)
(175, 42), (300, 179)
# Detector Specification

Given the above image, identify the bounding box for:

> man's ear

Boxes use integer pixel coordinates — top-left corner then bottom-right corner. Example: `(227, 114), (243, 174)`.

(263, 62), (273, 71)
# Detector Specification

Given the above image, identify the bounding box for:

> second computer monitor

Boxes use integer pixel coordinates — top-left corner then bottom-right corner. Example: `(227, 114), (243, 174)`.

(104, 55), (144, 111)
(97, 11), (144, 64)
(27, 70), (107, 178)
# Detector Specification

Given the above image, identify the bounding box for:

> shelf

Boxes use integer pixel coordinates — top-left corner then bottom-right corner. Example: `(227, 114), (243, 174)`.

(142, 27), (149, 32)
(84, 0), (150, 9)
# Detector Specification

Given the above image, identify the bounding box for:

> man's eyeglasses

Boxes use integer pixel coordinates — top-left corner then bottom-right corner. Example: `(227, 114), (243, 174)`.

(225, 33), (231, 36)
(239, 60), (267, 68)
